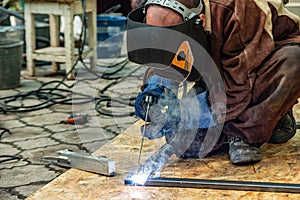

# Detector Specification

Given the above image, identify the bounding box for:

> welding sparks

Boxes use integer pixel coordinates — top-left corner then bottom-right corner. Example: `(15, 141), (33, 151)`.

(125, 143), (175, 186)
(129, 173), (149, 185)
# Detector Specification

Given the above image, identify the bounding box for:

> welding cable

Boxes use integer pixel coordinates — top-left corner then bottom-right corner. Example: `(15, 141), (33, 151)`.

(67, 55), (129, 86)
(98, 58), (129, 79)
(0, 60), (139, 114)
(0, 58), (137, 113)
(79, 55), (130, 80)
(0, 92), (52, 112)
(101, 65), (143, 94)
(0, 0), (140, 117)
(37, 78), (76, 90)
(0, 87), (96, 113)
(0, 155), (22, 163)
(99, 65), (142, 96)
(0, 106), (7, 114)
(95, 96), (136, 117)
(96, 55), (128, 68)
(95, 65), (143, 117)
(0, 85), (83, 112)
(0, 0), (91, 113)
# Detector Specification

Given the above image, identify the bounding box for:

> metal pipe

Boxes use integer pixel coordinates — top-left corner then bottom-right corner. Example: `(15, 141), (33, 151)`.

(126, 177), (300, 194)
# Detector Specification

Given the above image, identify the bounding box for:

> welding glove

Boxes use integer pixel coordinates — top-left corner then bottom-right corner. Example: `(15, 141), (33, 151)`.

(142, 90), (216, 139)
(140, 88), (181, 139)
(135, 75), (216, 140)
(134, 75), (179, 122)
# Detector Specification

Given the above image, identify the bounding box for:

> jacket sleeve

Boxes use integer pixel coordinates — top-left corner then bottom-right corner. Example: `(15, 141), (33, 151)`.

(210, 0), (300, 120)
(209, 0), (276, 120)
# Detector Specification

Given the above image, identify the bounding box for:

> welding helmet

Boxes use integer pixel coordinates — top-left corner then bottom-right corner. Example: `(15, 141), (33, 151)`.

(127, 0), (209, 82)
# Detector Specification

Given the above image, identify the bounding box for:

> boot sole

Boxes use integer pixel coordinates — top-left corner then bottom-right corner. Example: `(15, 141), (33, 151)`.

(230, 149), (262, 165)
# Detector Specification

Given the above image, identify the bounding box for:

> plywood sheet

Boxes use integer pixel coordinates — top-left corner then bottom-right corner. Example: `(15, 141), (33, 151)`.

(27, 106), (300, 200)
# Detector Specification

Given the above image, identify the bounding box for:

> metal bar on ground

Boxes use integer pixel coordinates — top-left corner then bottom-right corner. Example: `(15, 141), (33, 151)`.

(125, 177), (300, 194)
(296, 122), (300, 129)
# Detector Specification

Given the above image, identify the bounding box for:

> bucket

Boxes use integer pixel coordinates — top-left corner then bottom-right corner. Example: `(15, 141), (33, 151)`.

(96, 15), (126, 58)
(0, 40), (23, 89)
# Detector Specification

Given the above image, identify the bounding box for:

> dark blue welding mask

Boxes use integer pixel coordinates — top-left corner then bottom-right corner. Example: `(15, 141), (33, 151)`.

(127, 0), (209, 82)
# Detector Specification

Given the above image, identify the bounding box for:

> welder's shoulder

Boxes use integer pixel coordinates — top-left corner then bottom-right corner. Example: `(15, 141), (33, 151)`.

(208, 0), (240, 10)
(209, 0), (267, 11)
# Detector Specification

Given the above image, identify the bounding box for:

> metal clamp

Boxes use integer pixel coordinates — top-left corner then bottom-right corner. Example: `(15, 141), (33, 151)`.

(40, 149), (116, 176)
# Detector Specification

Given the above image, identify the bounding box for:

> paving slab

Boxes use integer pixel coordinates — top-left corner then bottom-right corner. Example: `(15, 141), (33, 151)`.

(1, 127), (48, 143)
(21, 113), (70, 126)
(76, 127), (116, 143)
(0, 165), (58, 188)
(19, 144), (84, 164)
(1, 120), (26, 130)
(15, 184), (46, 199)
(51, 130), (82, 144)
(44, 124), (77, 132)
(0, 190), (19, 200)
(0, 143), (21, 156)
(14, 137), (60, 150)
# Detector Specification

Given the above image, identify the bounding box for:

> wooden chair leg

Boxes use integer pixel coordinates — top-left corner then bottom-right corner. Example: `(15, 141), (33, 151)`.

(49, 14), (60, 72)
(25, 3), (36, 77)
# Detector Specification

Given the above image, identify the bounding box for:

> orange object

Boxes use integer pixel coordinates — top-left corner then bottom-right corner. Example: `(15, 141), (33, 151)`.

(171, 41), (194, 74)
(61, 114), (90, 125)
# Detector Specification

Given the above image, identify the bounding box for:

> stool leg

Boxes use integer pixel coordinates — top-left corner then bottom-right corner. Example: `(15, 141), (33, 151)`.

(49, 14), (60, 72)
(87, 10), (97, 72)
(63, 9), (75, 80)
(25, 3), (36, 77)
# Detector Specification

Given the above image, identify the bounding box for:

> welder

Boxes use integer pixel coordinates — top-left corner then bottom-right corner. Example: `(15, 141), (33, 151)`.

(128, 0), (300, 165)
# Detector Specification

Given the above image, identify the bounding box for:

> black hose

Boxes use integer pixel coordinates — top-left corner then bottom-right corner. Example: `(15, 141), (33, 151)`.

(0, 7), (24, 21)
(0, 0), (142, 118)
(0, 155), (22, 163)
(0, 127), (10, 139)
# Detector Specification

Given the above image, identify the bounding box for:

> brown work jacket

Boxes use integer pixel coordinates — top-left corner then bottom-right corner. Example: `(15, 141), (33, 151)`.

(204, 0), (300, 122)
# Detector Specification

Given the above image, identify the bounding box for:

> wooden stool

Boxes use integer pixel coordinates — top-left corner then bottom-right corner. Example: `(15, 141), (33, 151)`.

(24, 0), (97, 79)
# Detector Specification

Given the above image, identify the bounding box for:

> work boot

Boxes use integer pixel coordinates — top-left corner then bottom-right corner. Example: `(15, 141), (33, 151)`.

(269, 109), (296, 144)
(229, 137), (262, 165)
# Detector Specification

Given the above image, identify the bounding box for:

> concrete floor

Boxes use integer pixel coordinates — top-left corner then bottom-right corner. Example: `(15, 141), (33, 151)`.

(0, 57), (300, 199)
(0, 58), (145, 199)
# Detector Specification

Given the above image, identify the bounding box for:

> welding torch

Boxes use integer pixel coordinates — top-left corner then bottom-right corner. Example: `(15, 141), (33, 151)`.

(137, 95), (154, 172)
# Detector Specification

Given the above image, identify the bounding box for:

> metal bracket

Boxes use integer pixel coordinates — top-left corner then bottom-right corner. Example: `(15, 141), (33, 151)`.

(40, 149), (116, 176)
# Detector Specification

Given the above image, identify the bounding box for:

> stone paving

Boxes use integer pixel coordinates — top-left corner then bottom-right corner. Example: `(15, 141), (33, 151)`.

(0, 57), (145, 199)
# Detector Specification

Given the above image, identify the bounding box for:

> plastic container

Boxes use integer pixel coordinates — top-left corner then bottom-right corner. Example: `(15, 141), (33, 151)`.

(96, 15), (126, 58)
(0, 26), (24, 89)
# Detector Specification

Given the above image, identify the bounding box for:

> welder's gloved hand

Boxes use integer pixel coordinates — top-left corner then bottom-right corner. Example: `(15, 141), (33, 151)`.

(141, 89), (181, 139)
(134, 75), (179, 122)
(138, 90), (216, 140)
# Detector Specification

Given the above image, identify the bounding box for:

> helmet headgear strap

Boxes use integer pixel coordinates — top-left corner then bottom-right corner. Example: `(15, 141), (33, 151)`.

(144, 0), (204, 21)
